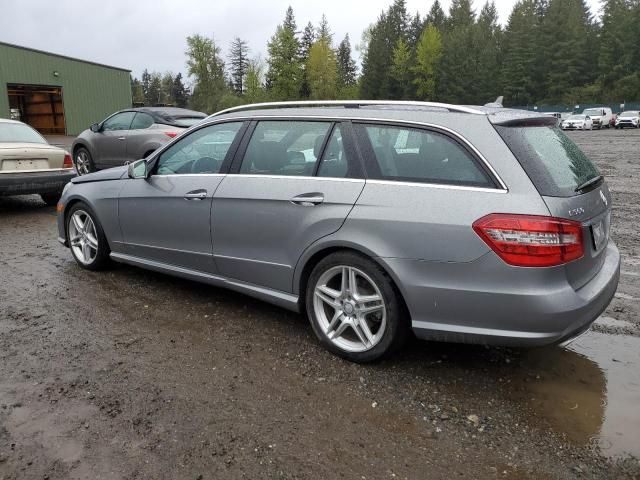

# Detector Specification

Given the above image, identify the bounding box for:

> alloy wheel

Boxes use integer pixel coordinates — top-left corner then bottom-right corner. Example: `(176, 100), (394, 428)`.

(313, 265), (387, 353)
(75, 150), (91, 175)
(68, 210), (99, 265)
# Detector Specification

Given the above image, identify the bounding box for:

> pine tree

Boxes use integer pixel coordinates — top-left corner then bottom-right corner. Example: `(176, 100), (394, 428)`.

(426, 0), (447, 31)
(171, 73), (188, 108)
(299, 22), (317, 99)
(131, 76), (144, 105)
(140, 69), (151, 105)
(337, 34), (357, 89)
(475, 1), (502, 103)
(266, 8), (303, 100)
(146, 73), (162, 106)
(160, 73), (174, 105)
(283, 6), (297, 32)
(413, 25), (443, 99)
(408, 13), (424, 49)
(390, 38), (413, 99)
(229, 37), (250, 95)
(598, 0), (631, 88)
(306, 39), (338, 100)
(318, 14), (333, 44)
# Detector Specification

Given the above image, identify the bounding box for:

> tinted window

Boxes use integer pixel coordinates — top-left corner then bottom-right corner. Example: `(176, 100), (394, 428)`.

(0, 122), (46, 144)
(359, 124), (493, 187)
(102, 112), (136, 131)
(240, 121), (331, 176)
(156, 122), (243, 175)
(317, 125), (351, 178)
(130, 112), (154, 130)
(495, 126), (599, 197)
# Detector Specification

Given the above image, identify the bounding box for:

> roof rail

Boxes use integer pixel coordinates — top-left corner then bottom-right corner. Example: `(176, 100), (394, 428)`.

(210, 100), (486, 117)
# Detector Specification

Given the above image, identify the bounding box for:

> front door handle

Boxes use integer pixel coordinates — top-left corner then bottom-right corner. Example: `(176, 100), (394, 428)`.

(117, 137), (126, 141)
(184, 189), (208, 201)
(290, 192), (324, 206)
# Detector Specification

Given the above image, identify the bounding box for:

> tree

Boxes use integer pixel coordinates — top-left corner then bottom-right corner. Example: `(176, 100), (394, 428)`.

(229, 37), (250, 94)
(299, 22), (317, 99)
(245, 57), (267, 103)
(306, 39), (338, 99)
(140, 69), (151, 105)
(598, 0), (632, 89)
(390, 38), (413, 99)
(171, 73), (189, 107)
(160, 72), (174, 105)
(426, 0), (447, 31)
(317, 14), (333, 44)
(413, 25), (443, 99)
(131, 75), (144, 105)
(475, 1), (502, 103)
(266, 7), (303, 100)
(146, 72), (162, 106)
(337, 34), (357, 90)
(185, 34), (228, 113)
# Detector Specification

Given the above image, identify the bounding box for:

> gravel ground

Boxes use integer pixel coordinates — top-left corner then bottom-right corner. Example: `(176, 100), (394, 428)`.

(1, 128), (639, 480)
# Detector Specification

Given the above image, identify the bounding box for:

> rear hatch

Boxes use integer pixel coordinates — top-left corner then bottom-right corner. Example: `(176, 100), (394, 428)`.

(492, 117), (611, 289)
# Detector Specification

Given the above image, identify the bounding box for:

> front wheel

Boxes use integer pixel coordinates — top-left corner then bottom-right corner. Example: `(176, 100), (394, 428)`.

(66, 203), (111, 270)
(306, 251), (408, 362)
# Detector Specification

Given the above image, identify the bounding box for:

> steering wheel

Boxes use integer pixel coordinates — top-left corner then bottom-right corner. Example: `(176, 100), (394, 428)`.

(190, 156), (220, 174)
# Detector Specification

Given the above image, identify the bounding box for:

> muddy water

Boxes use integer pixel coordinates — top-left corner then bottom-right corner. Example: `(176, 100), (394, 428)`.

(509, 331), (640, 458)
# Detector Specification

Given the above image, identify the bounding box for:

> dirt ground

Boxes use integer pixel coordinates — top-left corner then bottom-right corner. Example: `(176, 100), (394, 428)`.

(1, 128), (639, 480)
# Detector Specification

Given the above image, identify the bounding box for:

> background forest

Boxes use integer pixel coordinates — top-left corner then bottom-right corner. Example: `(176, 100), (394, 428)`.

(130, 0), (640, 112)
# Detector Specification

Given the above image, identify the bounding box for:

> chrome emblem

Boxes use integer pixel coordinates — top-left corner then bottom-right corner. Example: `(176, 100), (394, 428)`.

(600, 190), (608, 206)
(568, 207), (585, 217)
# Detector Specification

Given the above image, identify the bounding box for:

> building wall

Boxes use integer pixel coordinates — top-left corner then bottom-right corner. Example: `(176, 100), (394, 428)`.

(0, 43), (131, 135)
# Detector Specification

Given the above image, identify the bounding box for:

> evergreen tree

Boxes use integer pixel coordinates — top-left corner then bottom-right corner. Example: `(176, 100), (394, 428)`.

(306, 39), (338, 100)
(266, 8), (303, 100)
(131, 76), (144, 105)
(413, 25), (443, 99)
(337, 34), (357, 89)
(146, 73), (162, 106)
(171, 73), (188, 107)
(140, 69), (151, 105)
(299, 22), (317, 99)
(160, 73), (174, 105)
(408, 13), (424, 49)
(185, 34), (228, 113)
(426, 0), (447, 31)
(283, 6), (297, 32)
(229, 37), (250, 94)
(390, 38), (413, 99)
(318, 14), (333, 44)
(475, 1), (502, 103)
(360, 14), (391, 99)
(598, 0), (632, 89)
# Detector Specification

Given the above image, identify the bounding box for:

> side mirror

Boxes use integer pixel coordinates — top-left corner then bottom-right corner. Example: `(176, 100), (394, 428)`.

(128, 159), (148, 179)
(90, 123), (101, 133)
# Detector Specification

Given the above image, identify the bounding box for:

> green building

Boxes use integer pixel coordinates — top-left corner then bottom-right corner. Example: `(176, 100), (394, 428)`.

(0, 41), (131, 136)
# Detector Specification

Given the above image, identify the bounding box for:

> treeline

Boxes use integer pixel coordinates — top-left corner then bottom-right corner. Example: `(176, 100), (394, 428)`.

(130, 0), (640, 113)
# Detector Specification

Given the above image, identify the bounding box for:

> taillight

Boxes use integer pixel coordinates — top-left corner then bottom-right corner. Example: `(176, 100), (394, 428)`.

(472, 214), (583, 267)
(63, 152), (73, 169)
(164, 132), (178, 138)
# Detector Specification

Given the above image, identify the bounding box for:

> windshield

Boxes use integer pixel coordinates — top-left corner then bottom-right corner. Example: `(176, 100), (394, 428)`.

(0, 122), (47, 144)
(172, 117), (206, 128)
(620, 111), (638, 118)
(495, 126), (600, 197)
(568, 115), (585, 120)
(583, 109), (602, 116)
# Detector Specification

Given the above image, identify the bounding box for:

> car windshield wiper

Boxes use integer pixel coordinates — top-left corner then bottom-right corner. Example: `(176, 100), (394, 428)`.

(575, 175), (604, 192)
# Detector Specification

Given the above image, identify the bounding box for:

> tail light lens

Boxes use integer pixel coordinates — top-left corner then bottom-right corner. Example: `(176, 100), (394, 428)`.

(63, 152), (73, 169)
(472, 214), (583, 267)
(164, 132), (178, 138)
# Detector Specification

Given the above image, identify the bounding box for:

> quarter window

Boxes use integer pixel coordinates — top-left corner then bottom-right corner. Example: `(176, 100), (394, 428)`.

(358, 124), (494, 187)
(156, 122), (243, 175)
(130, 112), (154, 130)
(239, 121), (331, 176)
(317, 124), (351, 178)
(102, 112), (136, 131)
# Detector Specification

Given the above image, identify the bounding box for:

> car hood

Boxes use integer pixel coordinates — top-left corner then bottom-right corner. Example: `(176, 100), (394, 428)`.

(71, 165), (128, 184)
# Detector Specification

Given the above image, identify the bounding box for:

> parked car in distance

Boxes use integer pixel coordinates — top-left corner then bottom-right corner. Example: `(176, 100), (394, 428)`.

(615, 110), (640, 129)
(72, 107), (207, 175)
(582, 107), (613, 129)
(561, 114), (593, 130)
(0, 118), (75, 205)
(56, 101), (620, 362)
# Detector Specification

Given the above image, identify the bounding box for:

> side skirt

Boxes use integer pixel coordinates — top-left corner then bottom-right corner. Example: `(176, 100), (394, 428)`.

(110, 252), (300, 313)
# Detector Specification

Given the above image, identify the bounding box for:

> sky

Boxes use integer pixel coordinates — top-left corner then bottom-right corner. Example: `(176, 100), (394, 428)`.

(1, 0), (602, 80)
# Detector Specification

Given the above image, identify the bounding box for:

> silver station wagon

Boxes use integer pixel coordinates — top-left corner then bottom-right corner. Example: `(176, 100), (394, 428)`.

(56, 101), (620, 362)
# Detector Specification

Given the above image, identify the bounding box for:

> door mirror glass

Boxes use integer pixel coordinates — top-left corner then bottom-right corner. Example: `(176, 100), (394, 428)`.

(128, 159), (148, 179)
(90, 123), (100, 133)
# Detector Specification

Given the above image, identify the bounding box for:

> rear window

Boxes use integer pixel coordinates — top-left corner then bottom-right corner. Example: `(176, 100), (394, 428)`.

(0, 122), (47, 144)
(495, 126), (599, 197)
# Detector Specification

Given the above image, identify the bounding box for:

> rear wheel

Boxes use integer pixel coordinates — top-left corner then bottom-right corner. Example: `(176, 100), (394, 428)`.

(74, 147), (94, 176)
(40, 192), (60, 206)
(66, 203), (111, 270)
(306, 251), (408, 362)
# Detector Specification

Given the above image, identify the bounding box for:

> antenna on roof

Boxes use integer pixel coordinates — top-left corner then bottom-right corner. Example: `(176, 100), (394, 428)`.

(484, 96), (504, 108)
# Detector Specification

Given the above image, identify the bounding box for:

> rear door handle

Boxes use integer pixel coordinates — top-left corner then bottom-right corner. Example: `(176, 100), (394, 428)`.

(184, 189), (208, 200)
(290, 192), (324, 206)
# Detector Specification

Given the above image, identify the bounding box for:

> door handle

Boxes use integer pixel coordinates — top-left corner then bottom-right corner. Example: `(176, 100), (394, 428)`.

(184, 189), (208, 200)
(290, 192), (324, 206)
(117, 136), (126, 141)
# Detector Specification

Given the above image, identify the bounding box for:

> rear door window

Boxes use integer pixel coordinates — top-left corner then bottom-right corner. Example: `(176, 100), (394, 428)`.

(356, 124), (495, 188)
(495, 126), (600, 197)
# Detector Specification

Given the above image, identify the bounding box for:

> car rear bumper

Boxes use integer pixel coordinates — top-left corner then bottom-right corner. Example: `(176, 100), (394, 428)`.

(382, 240), (620, 347)
(0, 170), (76, 196)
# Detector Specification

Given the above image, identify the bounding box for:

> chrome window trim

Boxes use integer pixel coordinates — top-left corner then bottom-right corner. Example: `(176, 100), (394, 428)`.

(157, 115), (509, 191)
(365, 179), (507, 194)
(224, 173), (364, 183)
(151, 173), (226, 178)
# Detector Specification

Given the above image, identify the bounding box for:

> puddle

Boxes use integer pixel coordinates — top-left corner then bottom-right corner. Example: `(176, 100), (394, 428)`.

(510, 331), (640, 458)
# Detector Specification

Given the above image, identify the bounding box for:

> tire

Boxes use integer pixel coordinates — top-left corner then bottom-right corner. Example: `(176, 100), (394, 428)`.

(305, 251), (409, 362)
(66, 202), (111, 271)
(74, 147), (95, 176)
(40, 192), (60, 206)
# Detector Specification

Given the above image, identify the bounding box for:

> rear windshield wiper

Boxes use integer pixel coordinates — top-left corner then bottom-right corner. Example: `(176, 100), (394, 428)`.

(575, 175), (604, 192)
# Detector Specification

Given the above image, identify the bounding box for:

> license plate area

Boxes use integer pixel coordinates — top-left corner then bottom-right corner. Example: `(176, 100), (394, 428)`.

(2, 159), (49, 171)
(590, 211), (611, 252)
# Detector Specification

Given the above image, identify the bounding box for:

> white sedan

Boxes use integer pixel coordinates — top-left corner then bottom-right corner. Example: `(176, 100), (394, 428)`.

(561, 115), (593, 131)
(0, 119), (75, 205)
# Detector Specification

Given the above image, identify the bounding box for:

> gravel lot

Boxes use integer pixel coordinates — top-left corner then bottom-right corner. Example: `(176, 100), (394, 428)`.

(1, 129), (639, 480)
